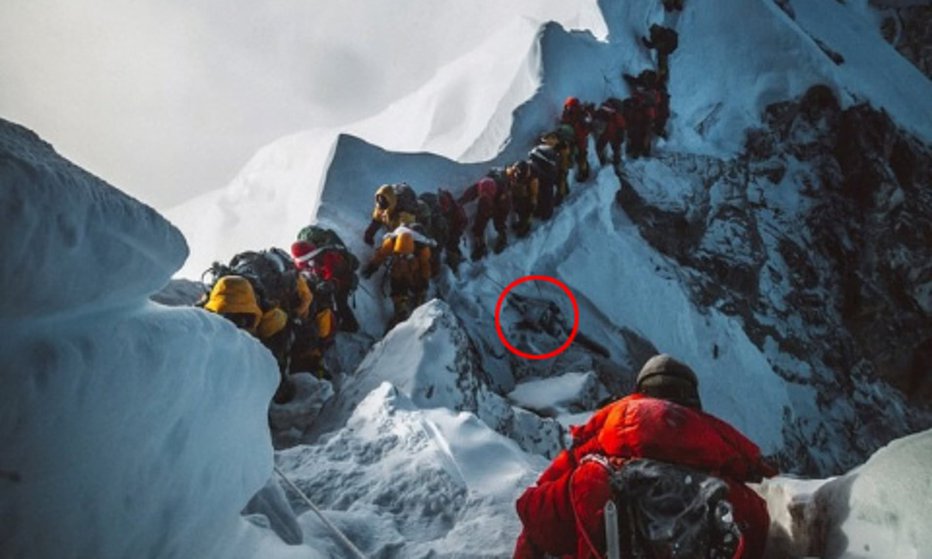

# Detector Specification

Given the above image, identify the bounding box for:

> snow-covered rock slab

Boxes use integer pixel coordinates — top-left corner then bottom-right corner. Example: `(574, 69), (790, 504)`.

(815, 429), (932, 558)
(509, 371), (609, 422)
(0, 302), (282, 558)
(310, 300), (564, 457)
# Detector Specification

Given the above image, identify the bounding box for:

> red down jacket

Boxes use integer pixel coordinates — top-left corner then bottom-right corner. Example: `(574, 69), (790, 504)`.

(513, 393), (777, 559)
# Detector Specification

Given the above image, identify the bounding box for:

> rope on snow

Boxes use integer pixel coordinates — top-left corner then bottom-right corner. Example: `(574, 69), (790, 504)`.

(274, 465), (368, 559)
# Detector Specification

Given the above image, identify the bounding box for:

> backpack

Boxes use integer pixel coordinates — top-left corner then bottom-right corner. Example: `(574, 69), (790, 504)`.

(602, 458), (743, 559)
(207, 248), (299, 314)
(529, 144), (559, 183)
(297, 224), (343, 249)
(604, 97), (625, 112)
(417, 192), (448, 246)
(414, 198), (433, 233)
(393, 183), (419, 215)
(510, 175), (532, 199)
(297, 225), (361, 273)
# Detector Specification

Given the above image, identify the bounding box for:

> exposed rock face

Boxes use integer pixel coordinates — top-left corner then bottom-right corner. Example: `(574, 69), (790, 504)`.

(875, 2), (932, 80)
(617, 85), (932, 474)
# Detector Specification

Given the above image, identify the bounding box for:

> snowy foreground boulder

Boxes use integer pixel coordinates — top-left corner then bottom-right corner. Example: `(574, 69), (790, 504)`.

(0, 120), (299, 558)
(761, 428), (932, 559)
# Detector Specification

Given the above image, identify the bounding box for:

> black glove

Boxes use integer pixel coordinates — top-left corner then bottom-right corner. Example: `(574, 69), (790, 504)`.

(493, 234), (507, 254)
(363, 220), (379, 246)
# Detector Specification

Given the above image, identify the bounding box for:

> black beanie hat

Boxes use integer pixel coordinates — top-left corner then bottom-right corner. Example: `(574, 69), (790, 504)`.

(636, 354), (702, 409)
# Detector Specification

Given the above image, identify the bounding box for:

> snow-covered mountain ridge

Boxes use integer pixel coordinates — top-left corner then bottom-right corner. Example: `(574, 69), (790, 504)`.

(296, 1), (932, 476)
(4, 0), (932, 557)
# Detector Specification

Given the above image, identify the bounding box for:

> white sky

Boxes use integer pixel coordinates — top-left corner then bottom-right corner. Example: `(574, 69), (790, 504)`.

(0, 0), (600, 210)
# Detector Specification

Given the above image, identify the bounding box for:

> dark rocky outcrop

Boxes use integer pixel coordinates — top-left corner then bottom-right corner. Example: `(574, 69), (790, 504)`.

(617, 85), (932, 474)
(875, 2), (932, 80)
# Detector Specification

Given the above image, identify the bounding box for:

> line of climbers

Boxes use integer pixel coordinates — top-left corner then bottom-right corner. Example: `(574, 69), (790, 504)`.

(192, 11), (681, 400)
(353, 22), (679, 330)
(196, 225), (361, 401)
(514, 354), (776, 559)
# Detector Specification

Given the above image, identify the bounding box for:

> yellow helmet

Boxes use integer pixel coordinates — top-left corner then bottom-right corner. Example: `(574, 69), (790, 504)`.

(375, 184), (397, 212)
(204, 276), (262, 331)
(393, 230), (415, 255)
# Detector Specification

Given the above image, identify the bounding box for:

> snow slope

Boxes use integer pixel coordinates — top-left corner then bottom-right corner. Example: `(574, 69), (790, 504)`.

(279, 382), (546, 558)
(0, 119), (306, 559)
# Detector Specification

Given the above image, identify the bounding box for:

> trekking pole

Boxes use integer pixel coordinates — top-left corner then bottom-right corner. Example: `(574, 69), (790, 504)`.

(604, 501), (621, 559)
(274, 466), (368, 559)
(480, 270), (506, 292)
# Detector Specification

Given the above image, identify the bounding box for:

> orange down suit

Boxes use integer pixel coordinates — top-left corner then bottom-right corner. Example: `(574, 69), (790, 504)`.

(513, 393), (777, 559)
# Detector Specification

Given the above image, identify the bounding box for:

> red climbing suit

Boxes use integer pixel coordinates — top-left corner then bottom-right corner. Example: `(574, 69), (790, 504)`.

(513, 393), (776, 559)
(561, 101), (591, 156)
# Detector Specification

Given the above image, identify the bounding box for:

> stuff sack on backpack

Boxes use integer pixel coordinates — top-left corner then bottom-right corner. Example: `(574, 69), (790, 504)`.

(298, 225), (345, 249)
(529, 145), (559, 183)
(393, 183), (419, 215)
(417, 192), (448, 245)
(225, 248), (299, 311)
(607, 459), (743, 559)
(297, 225), (360, 273)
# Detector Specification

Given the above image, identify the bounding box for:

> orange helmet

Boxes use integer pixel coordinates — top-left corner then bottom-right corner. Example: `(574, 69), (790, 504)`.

(564, 96), (580, 111)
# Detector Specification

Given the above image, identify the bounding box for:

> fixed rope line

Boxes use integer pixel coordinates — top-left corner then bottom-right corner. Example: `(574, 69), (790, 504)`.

(273, 465), (368, 559)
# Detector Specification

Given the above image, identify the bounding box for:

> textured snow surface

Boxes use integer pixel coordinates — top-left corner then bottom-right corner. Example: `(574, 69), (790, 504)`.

(309, 300), (565, 457)
(817, 429), (932, 559)
(278, 382), (545, 558)
(760, 428), (932, 559)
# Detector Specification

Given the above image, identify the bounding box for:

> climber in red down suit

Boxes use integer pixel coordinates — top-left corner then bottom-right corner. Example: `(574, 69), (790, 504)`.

(513, 354), (777, 559)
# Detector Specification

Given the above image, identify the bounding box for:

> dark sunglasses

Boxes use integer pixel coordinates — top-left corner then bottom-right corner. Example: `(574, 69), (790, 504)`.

(221, 313), (255, 330)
